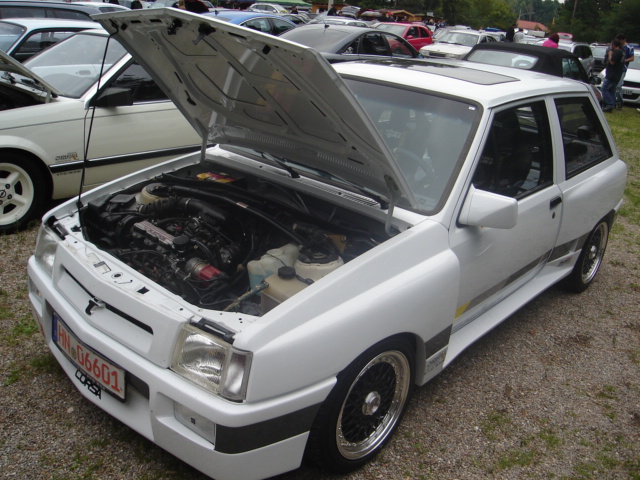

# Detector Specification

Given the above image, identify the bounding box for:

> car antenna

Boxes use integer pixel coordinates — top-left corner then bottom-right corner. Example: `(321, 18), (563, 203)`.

(76, 33), (117, 238)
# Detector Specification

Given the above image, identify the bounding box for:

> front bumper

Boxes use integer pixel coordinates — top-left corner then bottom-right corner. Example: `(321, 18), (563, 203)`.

(28, 255), (332, 480)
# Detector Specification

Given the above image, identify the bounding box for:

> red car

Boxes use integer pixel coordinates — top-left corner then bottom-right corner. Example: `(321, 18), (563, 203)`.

(375, 22), (433, 49)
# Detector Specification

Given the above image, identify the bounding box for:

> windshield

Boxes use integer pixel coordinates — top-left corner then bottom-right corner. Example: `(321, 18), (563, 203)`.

(438, 31), (479, 47)
(0, 22), (24, 53)
(23, 32), (127, 98)
(375, 24), (405, 36)
(629, 55), (640, 70)
(345, 78), (478, 212)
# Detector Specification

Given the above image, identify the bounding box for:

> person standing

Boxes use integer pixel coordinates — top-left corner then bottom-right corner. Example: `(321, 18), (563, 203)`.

(513, 28), (524, 43)
(505, 24), (515, 42)
(614, 33), (635, 109)
(602, 39), (625, 112)
(542, 33), (559, 48)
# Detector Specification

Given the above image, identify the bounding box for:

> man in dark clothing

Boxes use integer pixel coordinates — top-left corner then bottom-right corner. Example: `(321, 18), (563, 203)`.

(602, 39), (625, 112)
(505, 24), (516, 42)
(130, 0), (143, 8)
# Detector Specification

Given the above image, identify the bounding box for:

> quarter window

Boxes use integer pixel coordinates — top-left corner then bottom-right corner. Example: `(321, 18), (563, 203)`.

(556, 97), (612, 178)
(473, 102), (553, 198)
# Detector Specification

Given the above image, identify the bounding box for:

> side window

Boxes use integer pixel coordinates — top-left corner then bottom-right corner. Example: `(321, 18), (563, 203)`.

(2, 6), (45, 18)
(384, 34), (413, 57)
(562, 58), (582, 80)
(51, 10), (91, 21)
(109, 62), (168, 103)
(242, 18), (270, 33)
(555, 97), (612, 178)
(14, 30), (79, 61)
(360, 33), (391, 56)
(472, 101), (553, 198)
(271, 18), (294, 35)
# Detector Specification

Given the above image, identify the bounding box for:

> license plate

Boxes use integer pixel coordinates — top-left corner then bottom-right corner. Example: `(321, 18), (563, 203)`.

(623, 89), (632, 95)
(53, 313), (126, 400)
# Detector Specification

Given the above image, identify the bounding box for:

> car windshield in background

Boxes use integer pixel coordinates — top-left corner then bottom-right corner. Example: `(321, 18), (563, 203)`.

(591, 45), (608, 57)
(375, 24), (406, 36)
(466, 49), (540, 70)
(0, 21), (24, 52)
(439, 31), (479, 46)
(279, 27), (357, 51)
(345, 78), (478, 211)
(629, 56), (640, 70)
(23, 32), (127, 98)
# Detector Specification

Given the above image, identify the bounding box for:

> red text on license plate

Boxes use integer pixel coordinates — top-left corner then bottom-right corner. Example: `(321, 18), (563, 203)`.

(53, 314), (126, 400)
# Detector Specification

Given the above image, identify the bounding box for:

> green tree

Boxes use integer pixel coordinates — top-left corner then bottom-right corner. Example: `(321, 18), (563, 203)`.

(598, 0), (640, 43)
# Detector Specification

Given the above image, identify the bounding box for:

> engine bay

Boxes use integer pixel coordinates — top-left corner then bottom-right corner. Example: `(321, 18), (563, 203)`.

(80, 163), (390, 315)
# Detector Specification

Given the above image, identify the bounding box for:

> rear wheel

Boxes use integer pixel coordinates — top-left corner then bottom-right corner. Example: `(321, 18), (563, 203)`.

(561, 220), (609, 293)
(0, 154), (45, 232)
(305, 337), (414, 473)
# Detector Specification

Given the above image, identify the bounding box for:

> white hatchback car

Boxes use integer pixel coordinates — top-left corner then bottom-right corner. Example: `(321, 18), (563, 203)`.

(0, 28), (200, 231)
(28, 9), (626, 480)
(420, 29), (497, 59)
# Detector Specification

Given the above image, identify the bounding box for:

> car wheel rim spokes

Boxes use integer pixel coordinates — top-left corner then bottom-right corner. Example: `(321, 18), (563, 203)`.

(336, 351), (410, 460)
(581, 223), (608, 284)
(0, 164), (34, 226)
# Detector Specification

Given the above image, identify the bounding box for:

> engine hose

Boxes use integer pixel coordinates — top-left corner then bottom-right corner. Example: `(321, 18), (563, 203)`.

(164, 185), (308, 247)
(139, 197), (227, 223)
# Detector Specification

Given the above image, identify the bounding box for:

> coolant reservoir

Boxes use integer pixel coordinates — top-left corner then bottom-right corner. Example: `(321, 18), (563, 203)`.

(294, 248), (344, 282)
(247, 243), (300, 290)
(261, 266), (309, 313)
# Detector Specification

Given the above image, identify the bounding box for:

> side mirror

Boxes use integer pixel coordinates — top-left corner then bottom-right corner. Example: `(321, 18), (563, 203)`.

(590, 75), (602, 85)
(459, 185), (518, 229)
(91, 87), (133, 108)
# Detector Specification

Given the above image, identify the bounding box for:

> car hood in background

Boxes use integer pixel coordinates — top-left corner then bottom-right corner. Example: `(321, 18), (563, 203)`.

(93, 9), (416, 208)
(0, 49), (61, 101)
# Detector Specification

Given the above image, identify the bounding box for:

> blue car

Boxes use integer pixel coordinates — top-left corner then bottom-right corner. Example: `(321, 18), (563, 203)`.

(203, 10), (296, 36)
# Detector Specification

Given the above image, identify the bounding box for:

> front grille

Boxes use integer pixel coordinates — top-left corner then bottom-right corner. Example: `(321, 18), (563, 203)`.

(623, 80), (640, 89)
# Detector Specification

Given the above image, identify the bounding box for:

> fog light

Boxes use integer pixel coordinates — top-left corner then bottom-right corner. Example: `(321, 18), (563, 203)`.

(175, 403), (217, 444)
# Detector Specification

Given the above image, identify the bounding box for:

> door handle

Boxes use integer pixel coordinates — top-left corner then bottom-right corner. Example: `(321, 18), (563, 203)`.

(550, 196), (562, 209)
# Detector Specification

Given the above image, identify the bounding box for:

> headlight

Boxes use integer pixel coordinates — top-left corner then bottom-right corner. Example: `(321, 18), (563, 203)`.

(34, 227), (58, 277)
(171, 324), (252, 401)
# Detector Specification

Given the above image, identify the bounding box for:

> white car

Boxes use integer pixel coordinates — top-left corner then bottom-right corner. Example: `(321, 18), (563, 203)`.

(0, 18), (97, 62)
(247, 2), (287, 14)
(29, 9), (626, 480)
(0, 28), (200, 231)
(618, 55), (640, 105)
(420, 29), (497, 59)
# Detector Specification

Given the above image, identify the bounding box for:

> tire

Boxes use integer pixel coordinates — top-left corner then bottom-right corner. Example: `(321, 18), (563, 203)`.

(0, 154), (45, 233)
(305, 337), (414, 473)
(561, 220), (609, 293)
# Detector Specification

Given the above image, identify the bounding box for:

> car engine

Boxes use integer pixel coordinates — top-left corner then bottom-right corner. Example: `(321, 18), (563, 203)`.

(80, 165), (387, 315)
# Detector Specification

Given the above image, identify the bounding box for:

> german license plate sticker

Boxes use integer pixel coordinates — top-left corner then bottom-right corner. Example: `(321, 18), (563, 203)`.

(53, 313), (126, 400)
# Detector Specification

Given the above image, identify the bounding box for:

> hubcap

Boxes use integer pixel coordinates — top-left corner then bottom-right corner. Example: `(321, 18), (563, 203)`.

(0, 163), (34, 227)
(581, 222), (608, 285)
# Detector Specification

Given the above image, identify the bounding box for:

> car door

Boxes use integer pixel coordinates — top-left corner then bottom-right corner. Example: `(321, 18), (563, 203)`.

(405, 25), (432, 49)
(82, 61), (201, 188)
(450, 99), (562, 328)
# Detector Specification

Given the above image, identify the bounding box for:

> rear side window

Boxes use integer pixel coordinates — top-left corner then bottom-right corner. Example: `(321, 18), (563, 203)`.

(555, 97), (612, 178)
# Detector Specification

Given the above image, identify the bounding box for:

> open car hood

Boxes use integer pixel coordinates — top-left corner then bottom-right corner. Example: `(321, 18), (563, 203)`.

(93, 9), (416, 208)
(0, 49), (62, 100)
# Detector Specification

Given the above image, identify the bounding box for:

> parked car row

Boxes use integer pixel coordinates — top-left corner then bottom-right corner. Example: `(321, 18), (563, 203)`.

(26, 9), (626, 480)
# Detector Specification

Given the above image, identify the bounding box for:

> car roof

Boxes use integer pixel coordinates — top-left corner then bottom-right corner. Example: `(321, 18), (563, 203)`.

(334, 58), (590, 108)
(463, 42), (589, 81)
(0, 17), (98, 28)
(203, 10), (292, 22)
(464, 41), (583, 61)
(0, 0), (105, 13)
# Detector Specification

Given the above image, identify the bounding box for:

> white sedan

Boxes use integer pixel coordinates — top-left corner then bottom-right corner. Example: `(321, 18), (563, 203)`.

(0, 28), (200, 232)
(29, 9), (626, 480)
(420, 29), (497, 59)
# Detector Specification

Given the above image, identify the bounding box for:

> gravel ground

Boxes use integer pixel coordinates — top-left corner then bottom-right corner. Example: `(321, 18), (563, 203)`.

(1, 170), (639, 479)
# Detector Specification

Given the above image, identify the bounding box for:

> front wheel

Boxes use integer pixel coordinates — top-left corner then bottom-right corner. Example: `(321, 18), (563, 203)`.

(305, 337), (414, 473)
(0, 155), (45, 233)
(561, 220), (609, 293)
